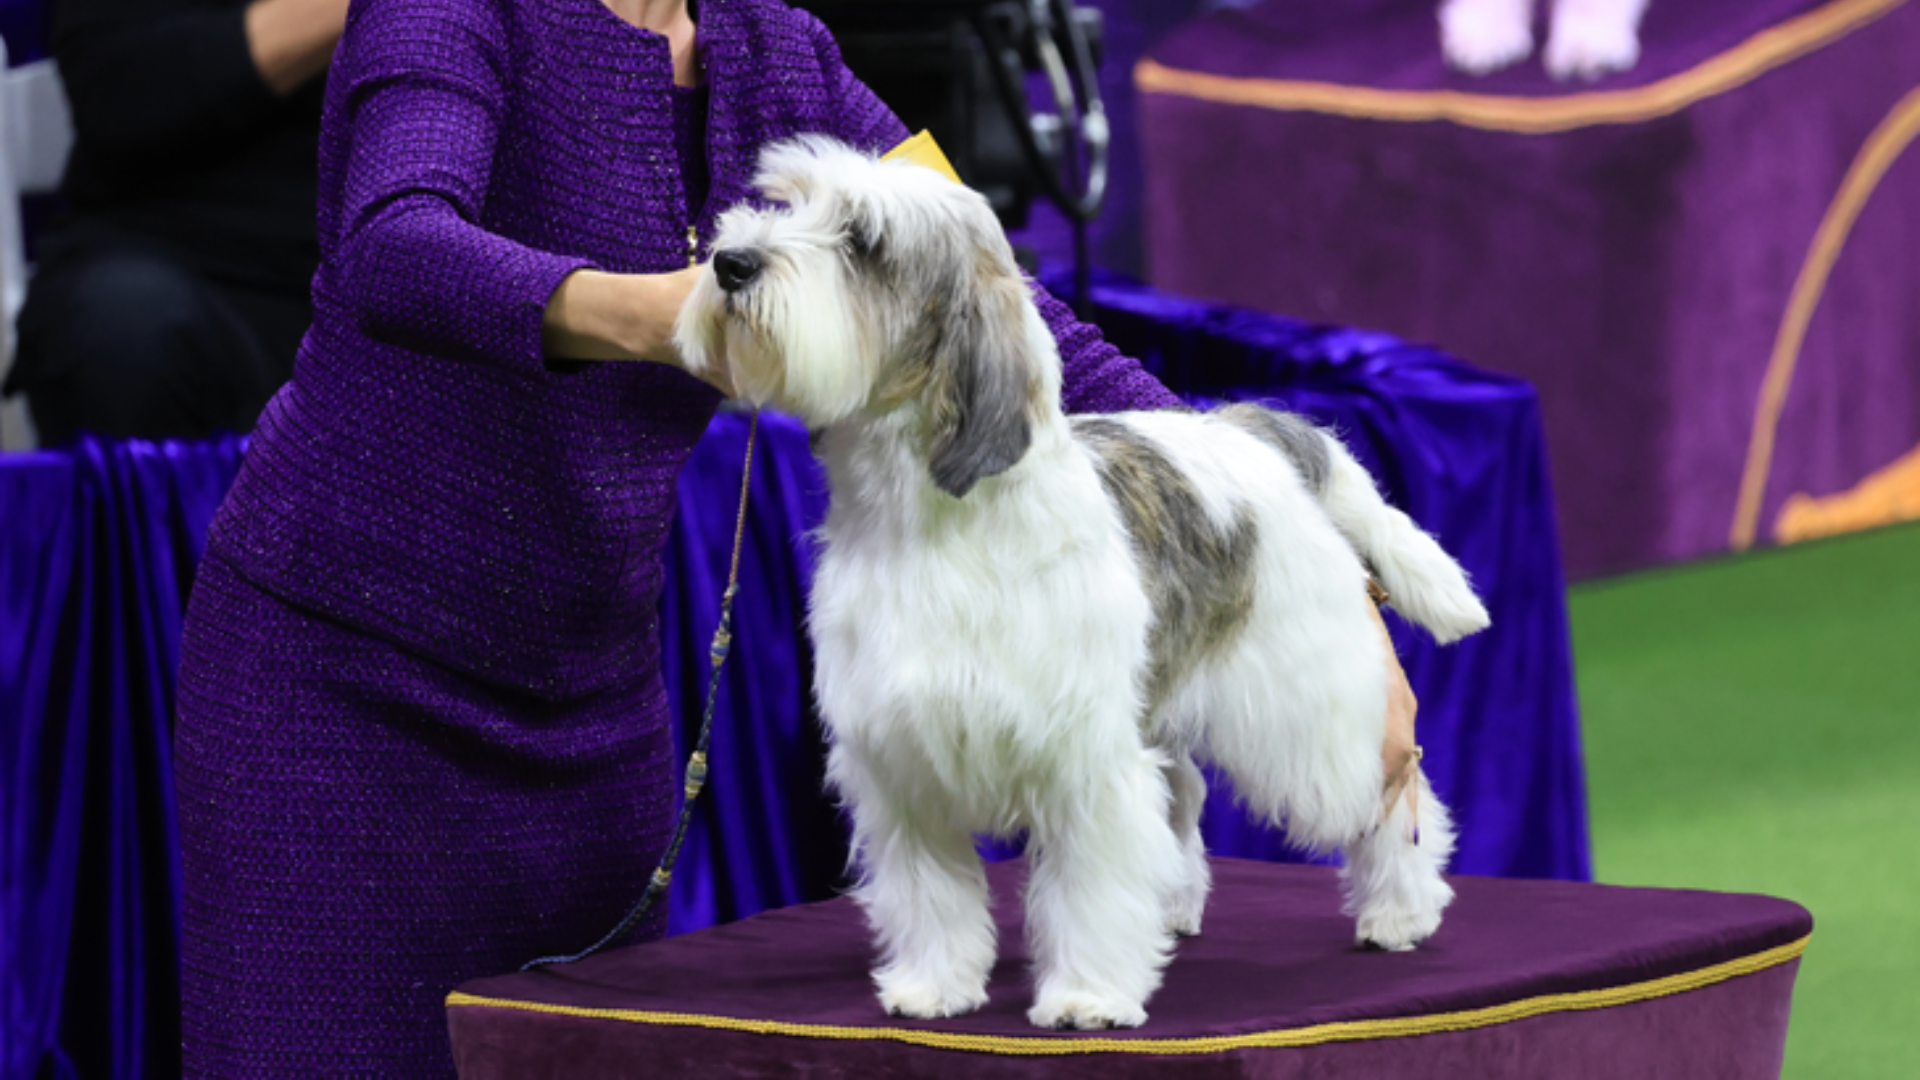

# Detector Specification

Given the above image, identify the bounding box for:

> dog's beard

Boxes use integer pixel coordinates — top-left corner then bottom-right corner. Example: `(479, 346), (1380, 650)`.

(675, 272), (732, 386)
(719, 315), (786, 410)
(722, 269), (878, 427)
(676, 281), (797, 411)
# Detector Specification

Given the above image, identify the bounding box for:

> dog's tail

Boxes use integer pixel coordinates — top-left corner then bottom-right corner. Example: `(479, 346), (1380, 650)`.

(1317, 434), (1491, 645)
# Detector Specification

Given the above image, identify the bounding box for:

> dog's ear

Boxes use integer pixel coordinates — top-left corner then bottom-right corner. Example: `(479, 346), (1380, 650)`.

(924, 273), (1040, 499)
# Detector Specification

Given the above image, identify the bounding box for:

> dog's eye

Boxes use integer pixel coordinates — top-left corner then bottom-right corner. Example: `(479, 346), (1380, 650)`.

(844, 221), (880, 260)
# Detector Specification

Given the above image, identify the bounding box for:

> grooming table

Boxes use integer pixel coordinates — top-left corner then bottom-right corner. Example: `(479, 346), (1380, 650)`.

(1138, 0), (1920, 576)
(447, 858), (1809, 1078)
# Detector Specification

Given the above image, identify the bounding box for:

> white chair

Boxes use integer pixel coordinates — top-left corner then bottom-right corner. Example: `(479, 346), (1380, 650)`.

(0, 38), (75, 451)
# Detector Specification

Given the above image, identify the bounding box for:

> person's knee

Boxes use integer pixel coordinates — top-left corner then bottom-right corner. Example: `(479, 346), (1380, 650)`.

(16, 249), (229, 440)
(37, 252), (209, 371)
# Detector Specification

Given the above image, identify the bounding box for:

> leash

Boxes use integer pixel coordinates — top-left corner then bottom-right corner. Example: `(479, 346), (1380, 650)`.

(522, 412), (760, 970)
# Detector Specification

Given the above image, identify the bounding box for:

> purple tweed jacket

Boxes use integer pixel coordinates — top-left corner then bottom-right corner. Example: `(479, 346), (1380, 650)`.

(207, 0), (1180, 699)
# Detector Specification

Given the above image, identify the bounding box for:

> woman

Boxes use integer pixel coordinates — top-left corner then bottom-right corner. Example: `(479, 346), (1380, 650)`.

(173, 0), (1192, 1073)
(175, 0), (1418, 1073)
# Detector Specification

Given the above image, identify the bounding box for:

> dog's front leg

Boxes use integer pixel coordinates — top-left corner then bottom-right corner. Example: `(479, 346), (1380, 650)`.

(1544, 0), (1647, 81)
(845, 774), (996, 1020)
(1023, 751), (1184, 1030)
(1439, 0), (1538, 75)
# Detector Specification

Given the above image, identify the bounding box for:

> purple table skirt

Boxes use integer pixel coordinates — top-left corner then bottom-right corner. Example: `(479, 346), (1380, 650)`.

(448, 858), (1809, 1078)
(1139, 0), (1920, 577)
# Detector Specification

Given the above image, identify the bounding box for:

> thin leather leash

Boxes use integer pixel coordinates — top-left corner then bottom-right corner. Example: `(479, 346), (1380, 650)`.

(522, 412), (759, 970)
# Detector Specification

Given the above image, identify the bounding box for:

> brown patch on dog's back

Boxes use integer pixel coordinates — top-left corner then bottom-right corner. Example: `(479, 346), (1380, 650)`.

(1073, 417), (1259, 714)
(1214, 403), (1329, 495)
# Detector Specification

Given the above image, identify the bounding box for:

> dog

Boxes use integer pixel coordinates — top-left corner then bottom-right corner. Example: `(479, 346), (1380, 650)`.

(1440, 0), (1650, 80)
(676, 137), (1491, 1030)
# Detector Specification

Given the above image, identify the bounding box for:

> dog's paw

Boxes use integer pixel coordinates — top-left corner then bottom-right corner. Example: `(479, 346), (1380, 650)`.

(1355, 904), (1443, 952)
(1440, 0), (1535, 75)
(1164, 898), (1205, 938)
(1027, 990), (1148, 1031)
(1543, 9), (1641, 80)
(876, 974), (989, 1021)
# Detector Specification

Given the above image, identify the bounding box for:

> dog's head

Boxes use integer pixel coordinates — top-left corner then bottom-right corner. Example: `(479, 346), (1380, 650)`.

(676, 136), (1053, 498)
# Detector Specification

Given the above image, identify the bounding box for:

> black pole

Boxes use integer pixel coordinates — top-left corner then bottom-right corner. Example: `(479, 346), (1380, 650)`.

(1073, 212), (1091, 321)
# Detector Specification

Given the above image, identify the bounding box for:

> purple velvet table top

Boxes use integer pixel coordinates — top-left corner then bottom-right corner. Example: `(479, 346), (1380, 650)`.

(1146, 0), (1855, 96)
(450, 857), (1810, 1055)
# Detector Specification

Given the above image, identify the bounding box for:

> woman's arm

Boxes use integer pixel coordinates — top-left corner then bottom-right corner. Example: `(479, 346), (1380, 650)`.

(331, 0), (602, 375)
(245, 0), (351, 96)
(1372, 601), (1421, 804)
(52, 0), (323, 161)
(540, 270), (678, 363)
(55, 0), (345, 163)
(1032, 291), (1186, 414)
(539, 266), (732, 394)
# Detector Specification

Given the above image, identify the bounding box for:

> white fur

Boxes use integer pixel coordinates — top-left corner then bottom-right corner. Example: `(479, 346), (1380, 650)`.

(677, 139), (1492, 1030)
(1441, 0), (1649, 80)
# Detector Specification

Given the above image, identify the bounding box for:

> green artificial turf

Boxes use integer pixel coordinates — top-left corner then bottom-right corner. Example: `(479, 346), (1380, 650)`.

(1569, 521), (1920, 1079)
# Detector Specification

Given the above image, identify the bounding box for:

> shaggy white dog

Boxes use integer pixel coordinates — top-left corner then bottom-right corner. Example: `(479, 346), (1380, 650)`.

(1441, 0), (1651, 80)
(676, 138), (1491, 1031)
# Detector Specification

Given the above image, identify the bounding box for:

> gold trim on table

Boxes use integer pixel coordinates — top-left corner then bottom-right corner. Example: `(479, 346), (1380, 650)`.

(447, 934), (1809, 1058)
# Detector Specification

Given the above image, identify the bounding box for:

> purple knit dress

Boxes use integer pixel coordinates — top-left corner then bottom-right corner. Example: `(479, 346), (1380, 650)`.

(173, 0), (1181, 1074)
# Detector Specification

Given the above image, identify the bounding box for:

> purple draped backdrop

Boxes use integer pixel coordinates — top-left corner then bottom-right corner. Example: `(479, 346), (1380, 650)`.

(2, 439), (244, 1080)
(1, 276), (1585, 1077)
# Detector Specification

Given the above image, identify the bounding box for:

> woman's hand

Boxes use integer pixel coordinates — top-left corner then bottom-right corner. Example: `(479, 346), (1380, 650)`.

(541, 267), (732, 395)
(1372, 600), (1422, 825)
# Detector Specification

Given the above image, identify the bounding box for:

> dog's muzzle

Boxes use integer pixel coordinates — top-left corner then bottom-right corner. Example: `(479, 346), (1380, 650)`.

(713, 248), (763, 293)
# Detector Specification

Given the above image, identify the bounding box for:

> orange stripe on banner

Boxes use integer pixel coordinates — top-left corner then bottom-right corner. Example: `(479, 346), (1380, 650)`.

(1730, 86), (1920, 551)
(1134, 0), (1907, 134)
(447, 935), (1809, 1058)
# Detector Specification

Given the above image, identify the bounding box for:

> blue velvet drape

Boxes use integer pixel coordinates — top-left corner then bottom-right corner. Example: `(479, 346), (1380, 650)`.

(3, 438), (244, 1080)
(1, 274), (1586, 1076)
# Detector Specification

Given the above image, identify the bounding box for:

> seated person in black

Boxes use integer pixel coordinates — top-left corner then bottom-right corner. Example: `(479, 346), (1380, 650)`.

(1, 0), (346, 445)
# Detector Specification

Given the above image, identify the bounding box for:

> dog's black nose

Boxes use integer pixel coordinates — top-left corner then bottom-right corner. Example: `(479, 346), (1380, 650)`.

(713, 249), (763, 293)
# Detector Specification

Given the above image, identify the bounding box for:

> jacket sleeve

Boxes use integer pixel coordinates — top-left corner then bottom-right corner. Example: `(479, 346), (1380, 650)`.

(804, 12), (1183, 415)
(329, 0), (594, 373)
(52, 0), (277, 161)
(1032, 289), (1185, 413)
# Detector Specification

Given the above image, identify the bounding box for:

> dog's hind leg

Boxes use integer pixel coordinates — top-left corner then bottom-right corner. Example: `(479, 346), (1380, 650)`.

(1340, 772), (1457, 951)
(845, 773), (996, 1019)
(1162, 753), (1211, 937)
(1024, 750), (1183, 1030)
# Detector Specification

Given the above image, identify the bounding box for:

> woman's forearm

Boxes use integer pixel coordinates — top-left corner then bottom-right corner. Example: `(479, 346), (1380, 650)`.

(1371, 601), (1420, 794)
(542, 267), (728, 391)
(542, 270), (652, 361)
